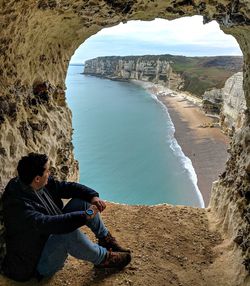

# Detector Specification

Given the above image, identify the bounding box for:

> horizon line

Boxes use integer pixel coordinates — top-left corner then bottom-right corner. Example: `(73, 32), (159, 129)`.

(70, 53), (243, 65)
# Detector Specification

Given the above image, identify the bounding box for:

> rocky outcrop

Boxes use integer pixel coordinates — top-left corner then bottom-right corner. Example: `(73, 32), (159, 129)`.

(221, 72), (246, 135)
(0, 0), (249, 282)
(202, 72), (246, 136)
(202, 89), (224, 115)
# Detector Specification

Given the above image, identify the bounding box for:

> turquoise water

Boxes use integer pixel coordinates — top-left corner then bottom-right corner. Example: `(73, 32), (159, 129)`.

(65, 65), (203, 207)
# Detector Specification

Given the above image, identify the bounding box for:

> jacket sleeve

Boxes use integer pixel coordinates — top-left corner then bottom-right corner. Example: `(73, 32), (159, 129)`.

(46, 176), (99, 202)
(24, 202), (88, 235)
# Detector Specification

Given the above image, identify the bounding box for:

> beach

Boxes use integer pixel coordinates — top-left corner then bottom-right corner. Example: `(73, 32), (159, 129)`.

(142, 82), (230, 207)
(67, 67), (206, 207)
(67, 67), (230, 207)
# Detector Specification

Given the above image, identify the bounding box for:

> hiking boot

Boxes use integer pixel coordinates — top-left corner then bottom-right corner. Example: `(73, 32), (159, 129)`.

(95, 250), (131, 269)
(98, 232), (131, 253)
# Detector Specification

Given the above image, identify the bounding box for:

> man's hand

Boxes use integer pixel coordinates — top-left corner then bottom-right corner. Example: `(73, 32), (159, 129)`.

(85, 205), (99, 220)
(90, 197), (106, 212)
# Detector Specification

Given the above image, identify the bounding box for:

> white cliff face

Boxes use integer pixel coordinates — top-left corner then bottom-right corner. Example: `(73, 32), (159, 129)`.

(202, 72), (246, 135)
(84, 57), (177, 88)
(221, 72), (246, 134)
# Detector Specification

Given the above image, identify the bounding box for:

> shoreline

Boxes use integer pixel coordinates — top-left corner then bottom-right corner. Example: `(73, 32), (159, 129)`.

(132, 80), (230, 207)
(151, 93), (205, 208)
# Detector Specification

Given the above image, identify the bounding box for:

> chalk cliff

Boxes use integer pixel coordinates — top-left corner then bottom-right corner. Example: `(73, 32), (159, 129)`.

(84, 56), (182, 90)
(0, 0), (249, 284)
(84, 55), (242, 97)
(203, 72), (246, 135)
(221, 72), (246, 134)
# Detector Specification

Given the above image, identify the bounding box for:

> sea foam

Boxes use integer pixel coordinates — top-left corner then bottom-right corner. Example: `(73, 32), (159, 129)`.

(132, 79), (205, 208)
(151, 93), (205, 208)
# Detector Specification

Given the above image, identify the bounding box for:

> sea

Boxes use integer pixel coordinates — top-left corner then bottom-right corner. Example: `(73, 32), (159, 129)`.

(65, 64), (204, 207)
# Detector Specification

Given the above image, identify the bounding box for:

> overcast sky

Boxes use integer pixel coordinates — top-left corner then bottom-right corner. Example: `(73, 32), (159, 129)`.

(70, 16), (242, 64)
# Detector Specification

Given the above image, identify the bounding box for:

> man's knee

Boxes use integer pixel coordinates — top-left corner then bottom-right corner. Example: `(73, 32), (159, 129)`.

(64, 229), (85, 243)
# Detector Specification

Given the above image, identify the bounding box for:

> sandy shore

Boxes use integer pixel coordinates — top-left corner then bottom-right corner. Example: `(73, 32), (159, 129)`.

(133, 80), (230, 207)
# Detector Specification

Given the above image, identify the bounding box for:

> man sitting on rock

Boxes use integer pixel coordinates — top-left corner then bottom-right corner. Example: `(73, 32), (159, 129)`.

(2, 153), (131, 282)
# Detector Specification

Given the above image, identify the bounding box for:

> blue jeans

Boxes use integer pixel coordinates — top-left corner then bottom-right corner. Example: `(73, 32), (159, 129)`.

(36, 198), (108, 277)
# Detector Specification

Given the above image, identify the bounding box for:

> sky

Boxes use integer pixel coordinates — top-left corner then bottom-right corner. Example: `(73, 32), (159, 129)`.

(70, 16), (242, 64)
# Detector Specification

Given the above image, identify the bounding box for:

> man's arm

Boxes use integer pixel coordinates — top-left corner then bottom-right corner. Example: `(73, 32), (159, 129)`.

(4, 197), (100, 236)
(46, 176), (99, 202)
(24, 204), (101, 235)
(25, 209), (87, 235)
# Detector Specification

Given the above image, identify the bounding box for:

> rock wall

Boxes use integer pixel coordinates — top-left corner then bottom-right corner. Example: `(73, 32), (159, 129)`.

(84, 56), (180, 88)
(203, 72), (246, 136)
(202, 89), (224, 115)
(0, 0), (249, 277)
(0, 82), (79, 189)
(221, 72), (246, 135)
(210, 117), (250, 272)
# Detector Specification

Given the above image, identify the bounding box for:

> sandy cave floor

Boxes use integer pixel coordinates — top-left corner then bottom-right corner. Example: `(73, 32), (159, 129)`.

(0, 202), (242, 286)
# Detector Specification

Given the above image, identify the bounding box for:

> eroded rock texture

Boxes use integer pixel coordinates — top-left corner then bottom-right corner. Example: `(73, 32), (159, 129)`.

(84, 56), (179, 88)
(0, 0), (249, 278)
(221, 72), (246, 131)
(203, 72), (246, 135)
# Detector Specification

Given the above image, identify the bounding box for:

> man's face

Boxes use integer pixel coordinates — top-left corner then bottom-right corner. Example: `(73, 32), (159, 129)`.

(35, 161), (50, 189)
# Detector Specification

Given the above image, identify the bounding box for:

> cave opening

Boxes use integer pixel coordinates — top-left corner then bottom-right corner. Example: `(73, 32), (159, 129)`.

(0, 1), (249, 283)
(65, 16), (243, 208)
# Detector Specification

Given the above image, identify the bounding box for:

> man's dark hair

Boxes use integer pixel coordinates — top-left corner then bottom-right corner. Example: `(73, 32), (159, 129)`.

(17, 153), (49, 185)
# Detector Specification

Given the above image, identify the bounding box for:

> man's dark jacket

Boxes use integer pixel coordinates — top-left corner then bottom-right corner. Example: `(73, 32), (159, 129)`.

(2, 176), (99, 282)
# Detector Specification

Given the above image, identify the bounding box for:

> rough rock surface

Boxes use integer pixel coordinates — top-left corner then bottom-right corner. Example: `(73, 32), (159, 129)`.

(221, 72), (246, 134)
(202, 89), (224, 115)
(1, 203), (250, 286)
(203, 72), (246, 135)
(0, 0), (250, 283)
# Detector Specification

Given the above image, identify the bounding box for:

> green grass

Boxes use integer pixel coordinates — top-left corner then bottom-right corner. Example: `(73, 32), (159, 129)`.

(170, 57), (242, 96)
(132, 54), (242, 96)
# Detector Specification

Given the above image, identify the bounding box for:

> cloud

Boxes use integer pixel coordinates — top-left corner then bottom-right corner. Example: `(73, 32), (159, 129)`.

(70, 16), (242, 64)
